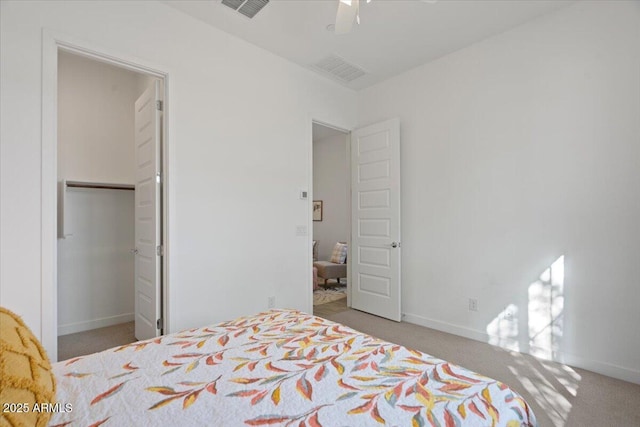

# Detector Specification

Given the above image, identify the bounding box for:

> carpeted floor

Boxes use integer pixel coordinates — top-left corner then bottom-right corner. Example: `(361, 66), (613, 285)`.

(323, 308), (640, 427)
(313, 296), (349, 318)
(58, 321), (136, 361)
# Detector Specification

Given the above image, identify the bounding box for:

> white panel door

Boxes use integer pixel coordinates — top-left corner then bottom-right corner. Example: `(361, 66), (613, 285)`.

(351, 118), (401, 321)
(134, 81), (162, 340)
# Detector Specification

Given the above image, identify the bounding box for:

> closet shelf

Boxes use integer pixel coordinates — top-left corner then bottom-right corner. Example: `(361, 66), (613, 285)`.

(59, 179), (135, 239)
(66, 180), (134, 191)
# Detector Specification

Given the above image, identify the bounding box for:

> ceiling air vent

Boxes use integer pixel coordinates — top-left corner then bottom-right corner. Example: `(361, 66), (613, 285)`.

(312, 55), (366, 83)
(221, 0), (270, 19)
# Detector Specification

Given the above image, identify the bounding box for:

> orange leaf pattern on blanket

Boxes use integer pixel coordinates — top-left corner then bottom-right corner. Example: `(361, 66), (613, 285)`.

(90, 381), (127, 405)
(87, 418), (110, 427)
(50, 310), (536, 427)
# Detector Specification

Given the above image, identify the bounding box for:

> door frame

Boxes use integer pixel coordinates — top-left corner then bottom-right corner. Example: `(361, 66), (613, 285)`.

(308, 119), (352, 311)
(41, 29), (171, 361)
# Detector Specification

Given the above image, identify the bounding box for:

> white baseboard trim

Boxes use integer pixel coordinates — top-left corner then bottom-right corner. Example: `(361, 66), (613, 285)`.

(557, 352), (640, 385)
(58, 313), (134, 336)
(402, 312), (640, 385)
(402, 312), (490, 343)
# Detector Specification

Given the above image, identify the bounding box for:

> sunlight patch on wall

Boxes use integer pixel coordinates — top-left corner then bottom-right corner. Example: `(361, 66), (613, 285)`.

(485, 255), (565, 360)
(485, 255), (574, 426)
(486, 304), (520, 352)
(528, 255), (564, 360)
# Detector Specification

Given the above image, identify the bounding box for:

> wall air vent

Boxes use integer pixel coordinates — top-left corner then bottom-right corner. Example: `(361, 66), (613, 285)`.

(312, 55), (366, 83)
(221, 0), (270, 19)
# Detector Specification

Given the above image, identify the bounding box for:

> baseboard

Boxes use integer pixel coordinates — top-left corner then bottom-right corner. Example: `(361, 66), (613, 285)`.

(402, 312), (490, 343)
(557, 352), (640, 385)
(402, 312), (640, 385)
(58, 313), (134, 336)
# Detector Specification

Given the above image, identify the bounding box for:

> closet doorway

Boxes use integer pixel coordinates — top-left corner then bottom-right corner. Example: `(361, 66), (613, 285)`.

(56, 51), (165, 360)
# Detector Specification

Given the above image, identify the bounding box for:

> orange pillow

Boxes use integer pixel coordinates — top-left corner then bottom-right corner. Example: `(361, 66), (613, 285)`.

(0, 307), (56, 427)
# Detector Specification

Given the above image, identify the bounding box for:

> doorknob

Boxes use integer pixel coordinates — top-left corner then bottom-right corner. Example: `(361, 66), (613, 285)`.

(390, 242), (400, 248)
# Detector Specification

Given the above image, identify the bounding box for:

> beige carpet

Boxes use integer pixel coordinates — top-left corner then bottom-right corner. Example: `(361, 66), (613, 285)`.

(323, 308), (640, 427)
(313, 285), (347, 305)
(313, 297), (349, 318)
(58, 321), (136, 361)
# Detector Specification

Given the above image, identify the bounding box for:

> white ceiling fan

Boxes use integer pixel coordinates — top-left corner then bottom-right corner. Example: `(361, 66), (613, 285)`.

(334, 0), (437, 35)
(334, 0), (364, 35)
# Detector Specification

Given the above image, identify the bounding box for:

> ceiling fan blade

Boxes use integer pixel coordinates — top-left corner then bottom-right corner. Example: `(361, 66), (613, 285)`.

(335, 0), (358, 34)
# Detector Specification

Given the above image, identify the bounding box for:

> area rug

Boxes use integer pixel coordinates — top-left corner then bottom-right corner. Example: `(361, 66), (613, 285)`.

(313, 286), (347, 306)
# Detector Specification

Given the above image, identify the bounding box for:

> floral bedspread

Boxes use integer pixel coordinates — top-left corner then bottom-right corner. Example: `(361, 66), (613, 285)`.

(50, 309), (536, 426)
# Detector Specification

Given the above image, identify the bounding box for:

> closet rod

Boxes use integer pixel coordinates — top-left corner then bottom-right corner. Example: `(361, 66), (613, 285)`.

(66, 181), (135, 191)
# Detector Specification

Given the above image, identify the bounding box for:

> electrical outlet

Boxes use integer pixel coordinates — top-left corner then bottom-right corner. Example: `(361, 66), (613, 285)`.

(268, 296), (275, 309)
(468, 298), (478, 312)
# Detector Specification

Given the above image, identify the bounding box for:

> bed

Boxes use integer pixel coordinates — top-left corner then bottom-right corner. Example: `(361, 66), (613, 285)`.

(49, 309), (536, 426)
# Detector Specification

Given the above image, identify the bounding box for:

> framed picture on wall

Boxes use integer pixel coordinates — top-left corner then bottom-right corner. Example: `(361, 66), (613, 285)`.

(313, 200), (323, 221)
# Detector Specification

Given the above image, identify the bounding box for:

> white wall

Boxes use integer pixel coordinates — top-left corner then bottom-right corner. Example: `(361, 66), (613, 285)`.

(56, 53), (141, 335)
(0, 0), (356, 359)
(58, 189), (135, 335)
(313, 133), (349, 260)
(58, 51), (139, 185)
(357, 1), (640, 383)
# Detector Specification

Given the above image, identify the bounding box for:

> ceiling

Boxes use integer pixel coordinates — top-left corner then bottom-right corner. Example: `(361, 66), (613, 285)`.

(165, 0), (573, 91)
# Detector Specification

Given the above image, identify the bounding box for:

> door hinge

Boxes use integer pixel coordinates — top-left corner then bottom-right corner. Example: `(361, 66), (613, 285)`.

(156, 100), (163, 111)
(156, 172), (162, 184)
(156, 245), (164, 256)
(156, 318), (163, 330)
